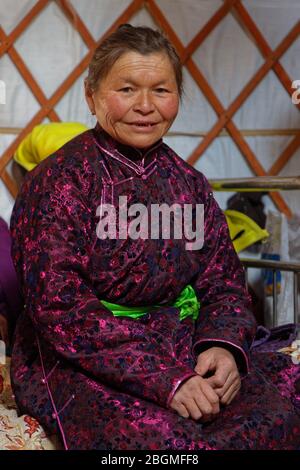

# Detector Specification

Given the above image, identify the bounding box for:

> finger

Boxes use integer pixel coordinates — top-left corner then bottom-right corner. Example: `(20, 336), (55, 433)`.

(194, 356), (212, 377)
(205, 376), (226, 400)
(207, 375), (226, 389)
(204, 359), (233, 388)
(220, 378), (241, 405)
(208, 362), (235, 388)
(202, 372), (226, 391)
(183, 399), (202, 421)
(169, 395), (190, 418)
(193, 390), (217, 418)
(173, 402), (190, 419)
(213, 367), (240, 396)
(224, 380), (241, 405)
(200, 381), (220, 415)
(207, 384), (223, 399)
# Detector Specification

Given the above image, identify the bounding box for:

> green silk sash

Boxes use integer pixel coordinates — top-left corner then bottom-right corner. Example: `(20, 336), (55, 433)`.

(101, 284), (200, 322)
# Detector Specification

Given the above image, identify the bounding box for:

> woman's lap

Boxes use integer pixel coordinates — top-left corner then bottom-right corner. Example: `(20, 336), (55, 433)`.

(52, 353), (300, 450)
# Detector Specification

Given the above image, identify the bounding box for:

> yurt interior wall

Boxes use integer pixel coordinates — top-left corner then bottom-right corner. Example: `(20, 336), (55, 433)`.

(0, 0), (300, 324)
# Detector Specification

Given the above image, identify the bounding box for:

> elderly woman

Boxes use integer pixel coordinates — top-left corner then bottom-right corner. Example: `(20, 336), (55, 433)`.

(10, 25), (300, 450)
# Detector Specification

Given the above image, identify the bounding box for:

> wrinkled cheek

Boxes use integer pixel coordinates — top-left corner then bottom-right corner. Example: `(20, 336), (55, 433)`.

(103, 96), (128, 122)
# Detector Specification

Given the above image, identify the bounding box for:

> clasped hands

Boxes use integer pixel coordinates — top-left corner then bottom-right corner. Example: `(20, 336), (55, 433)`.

(170, 347), (241, 422)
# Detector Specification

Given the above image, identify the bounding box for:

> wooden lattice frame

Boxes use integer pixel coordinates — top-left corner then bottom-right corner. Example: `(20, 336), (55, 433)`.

(0, 0), (299, 217)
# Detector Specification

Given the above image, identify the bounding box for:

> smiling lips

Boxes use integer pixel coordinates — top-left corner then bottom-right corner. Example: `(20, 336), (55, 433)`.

(128, 121), (158, 127)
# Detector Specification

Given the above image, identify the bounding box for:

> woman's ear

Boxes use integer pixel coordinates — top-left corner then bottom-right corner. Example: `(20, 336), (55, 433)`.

(84, 80), (95, 115)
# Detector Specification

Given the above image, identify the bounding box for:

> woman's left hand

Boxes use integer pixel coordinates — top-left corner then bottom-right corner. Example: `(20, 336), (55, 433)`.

(194, 347), (241, 405)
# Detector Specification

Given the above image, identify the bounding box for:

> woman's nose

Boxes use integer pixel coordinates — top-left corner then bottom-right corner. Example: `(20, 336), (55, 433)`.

(133, 91), (155, 114)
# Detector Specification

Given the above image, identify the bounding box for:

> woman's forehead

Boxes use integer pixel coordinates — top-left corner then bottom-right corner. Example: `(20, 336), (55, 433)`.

(107, 51), (176, 81)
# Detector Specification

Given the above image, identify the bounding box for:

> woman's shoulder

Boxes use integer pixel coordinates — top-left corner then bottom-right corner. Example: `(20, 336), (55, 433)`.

(22, 129), (99, 189)
(35, 128), (96, 172)
(28, 129), (95, 178)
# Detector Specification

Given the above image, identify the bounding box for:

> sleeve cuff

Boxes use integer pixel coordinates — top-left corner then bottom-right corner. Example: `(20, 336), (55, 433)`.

(192, 338), (250, 374)
(166, 372), (197, 408)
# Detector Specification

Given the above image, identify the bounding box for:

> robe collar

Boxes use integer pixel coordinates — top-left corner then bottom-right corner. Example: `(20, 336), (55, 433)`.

(93, 123), (163, 168)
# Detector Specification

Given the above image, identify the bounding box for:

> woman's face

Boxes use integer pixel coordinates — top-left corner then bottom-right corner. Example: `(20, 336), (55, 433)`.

(85, 51), (180, 149)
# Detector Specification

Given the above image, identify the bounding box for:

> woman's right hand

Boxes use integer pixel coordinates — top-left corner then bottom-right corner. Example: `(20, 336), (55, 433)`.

(169, 375), (220, 422)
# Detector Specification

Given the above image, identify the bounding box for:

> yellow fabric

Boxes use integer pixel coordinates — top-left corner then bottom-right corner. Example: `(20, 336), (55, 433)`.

(225, 209), (269, 253)
(14, 122), (88, 171)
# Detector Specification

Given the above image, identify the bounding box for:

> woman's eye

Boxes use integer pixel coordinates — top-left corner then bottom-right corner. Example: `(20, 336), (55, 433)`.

(155, 88), (169, 93)
(119, 87), (133, 93)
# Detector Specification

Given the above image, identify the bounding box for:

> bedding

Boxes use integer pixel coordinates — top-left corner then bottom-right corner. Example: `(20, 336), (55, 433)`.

(0, 358), (59, 450)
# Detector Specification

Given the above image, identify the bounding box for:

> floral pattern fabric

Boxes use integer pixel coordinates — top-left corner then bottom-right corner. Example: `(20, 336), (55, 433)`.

(9, 126), (300, 450)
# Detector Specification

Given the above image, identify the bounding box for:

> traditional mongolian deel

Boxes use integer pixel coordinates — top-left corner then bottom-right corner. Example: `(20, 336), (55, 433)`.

(10, 125), (300, 450)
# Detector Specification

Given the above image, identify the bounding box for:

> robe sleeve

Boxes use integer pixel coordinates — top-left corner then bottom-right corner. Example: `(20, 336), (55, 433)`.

(0, 217), (23, 333)
(10, 162), (196, 409)
(191, 175), (257, 373)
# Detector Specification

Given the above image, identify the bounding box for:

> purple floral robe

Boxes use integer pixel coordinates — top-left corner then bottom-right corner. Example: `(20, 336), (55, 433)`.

(10, 125), (300, 450)
(0, 217), (23, 345)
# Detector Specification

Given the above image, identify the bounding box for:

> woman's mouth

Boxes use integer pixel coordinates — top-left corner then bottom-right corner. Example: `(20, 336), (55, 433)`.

(124, 121), (159, 133)
(128, 122), (157, 127)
